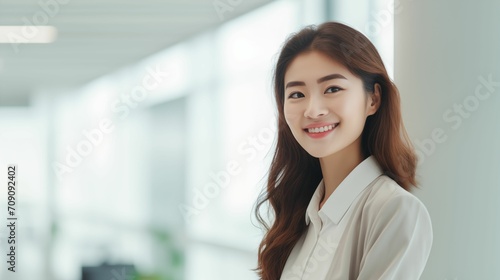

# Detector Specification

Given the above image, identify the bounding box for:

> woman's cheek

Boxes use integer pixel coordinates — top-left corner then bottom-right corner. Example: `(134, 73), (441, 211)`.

(284, 111), (300, 129)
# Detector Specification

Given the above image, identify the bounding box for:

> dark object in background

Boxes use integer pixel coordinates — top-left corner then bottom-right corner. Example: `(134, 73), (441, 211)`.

(81, 263), (137, 280)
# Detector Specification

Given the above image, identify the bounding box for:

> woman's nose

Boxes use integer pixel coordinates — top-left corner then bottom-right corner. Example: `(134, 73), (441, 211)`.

(304, 95), (328, 118)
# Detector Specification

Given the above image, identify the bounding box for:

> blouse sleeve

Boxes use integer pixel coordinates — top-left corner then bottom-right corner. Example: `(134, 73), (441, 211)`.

(356, 191), (433, 280)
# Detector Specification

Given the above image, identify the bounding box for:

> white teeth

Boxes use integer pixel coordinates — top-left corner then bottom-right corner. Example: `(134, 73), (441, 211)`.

(307, 124), (338, 133)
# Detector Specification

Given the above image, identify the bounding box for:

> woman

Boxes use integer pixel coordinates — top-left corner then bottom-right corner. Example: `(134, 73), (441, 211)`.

(254, 22), (433, 280)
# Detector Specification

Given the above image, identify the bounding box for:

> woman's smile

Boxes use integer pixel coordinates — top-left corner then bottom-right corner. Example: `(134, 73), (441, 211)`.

(303, 123), (339, 138)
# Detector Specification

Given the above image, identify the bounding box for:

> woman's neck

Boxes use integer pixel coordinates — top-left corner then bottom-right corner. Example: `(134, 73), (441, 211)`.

(318, 137), (365, 210)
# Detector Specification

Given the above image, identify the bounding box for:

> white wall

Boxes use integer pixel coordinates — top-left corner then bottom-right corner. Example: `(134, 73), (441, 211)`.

(395, 0), (500, 279)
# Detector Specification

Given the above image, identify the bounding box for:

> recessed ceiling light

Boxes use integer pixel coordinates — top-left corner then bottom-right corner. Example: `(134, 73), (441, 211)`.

(0, 26), (57, 44)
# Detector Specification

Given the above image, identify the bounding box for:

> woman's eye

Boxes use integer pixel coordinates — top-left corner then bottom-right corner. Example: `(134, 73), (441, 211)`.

(326, 87), (342, 93)
(288, 92), (304, 99)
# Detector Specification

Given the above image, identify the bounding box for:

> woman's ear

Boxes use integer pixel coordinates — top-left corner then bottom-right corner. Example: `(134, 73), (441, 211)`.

(367, 83), (381, 116)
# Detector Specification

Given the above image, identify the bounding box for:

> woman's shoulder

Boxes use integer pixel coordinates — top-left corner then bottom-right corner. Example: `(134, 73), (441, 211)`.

(361, 175), (432, 223)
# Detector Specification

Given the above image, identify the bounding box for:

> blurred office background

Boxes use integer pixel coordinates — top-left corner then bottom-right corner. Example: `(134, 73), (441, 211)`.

(0, 0), (499, 279)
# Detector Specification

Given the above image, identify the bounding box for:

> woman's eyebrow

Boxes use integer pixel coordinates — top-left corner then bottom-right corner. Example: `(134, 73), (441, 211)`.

(285, 73), (347, 89)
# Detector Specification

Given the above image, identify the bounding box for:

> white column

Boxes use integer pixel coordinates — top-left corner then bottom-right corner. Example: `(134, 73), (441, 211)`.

(395, 0), (500, 279)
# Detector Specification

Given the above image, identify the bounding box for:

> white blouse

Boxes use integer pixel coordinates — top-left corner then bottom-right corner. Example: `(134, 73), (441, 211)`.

(280, 155), (433, 280)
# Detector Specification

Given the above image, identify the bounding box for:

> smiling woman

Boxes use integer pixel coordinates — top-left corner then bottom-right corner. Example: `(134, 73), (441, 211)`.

(283, 51), (379, 162)
(254, 22), (433, 280)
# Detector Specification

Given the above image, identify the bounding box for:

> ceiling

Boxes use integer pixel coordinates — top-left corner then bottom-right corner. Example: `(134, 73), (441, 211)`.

(0, 0), (274, 105)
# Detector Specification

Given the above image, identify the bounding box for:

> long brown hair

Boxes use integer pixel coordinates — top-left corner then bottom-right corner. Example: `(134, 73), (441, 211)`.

(254, 22), (418, 279)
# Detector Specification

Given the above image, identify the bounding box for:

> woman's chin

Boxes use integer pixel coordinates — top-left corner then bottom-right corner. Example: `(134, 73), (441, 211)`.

(305, 149), (338, 159)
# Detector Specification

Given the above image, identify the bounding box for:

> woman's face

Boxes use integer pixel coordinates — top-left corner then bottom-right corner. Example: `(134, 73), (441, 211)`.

(283, 51), (380, 159)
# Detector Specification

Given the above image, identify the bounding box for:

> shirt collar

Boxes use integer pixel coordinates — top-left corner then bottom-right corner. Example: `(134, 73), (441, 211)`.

(305, 155), (383, 225)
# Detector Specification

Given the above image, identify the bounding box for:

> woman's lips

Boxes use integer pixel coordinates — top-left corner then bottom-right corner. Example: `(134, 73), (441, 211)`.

(303, 123), (339, 139)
